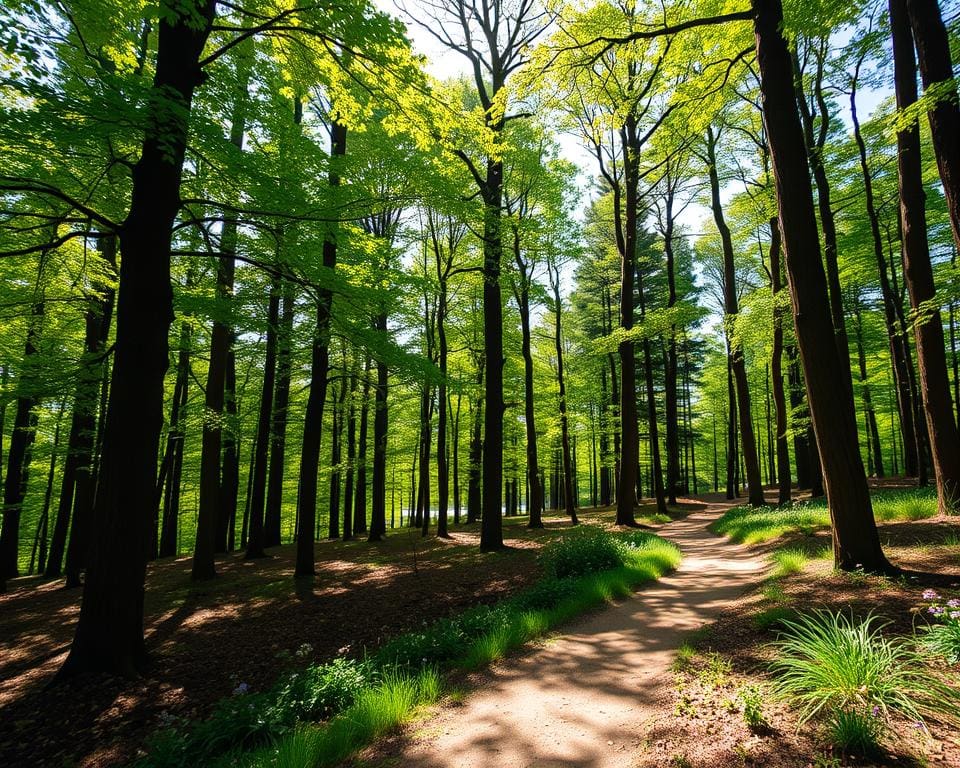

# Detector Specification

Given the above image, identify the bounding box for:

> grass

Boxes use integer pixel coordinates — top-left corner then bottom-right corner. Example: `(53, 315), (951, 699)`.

(770, 610), (960, 731)
(711, 488), (937, 545)
(770, 548), (809, 578)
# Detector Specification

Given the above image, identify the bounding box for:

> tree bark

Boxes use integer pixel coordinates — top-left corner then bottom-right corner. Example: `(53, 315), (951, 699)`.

(754, 0), (890, 572)
(768, 218), (792, 504)
(264, 280), (294, 546)
(890, 0), (960, 514)
(295, 121), (346, 576)
(57, 0), (216, 679)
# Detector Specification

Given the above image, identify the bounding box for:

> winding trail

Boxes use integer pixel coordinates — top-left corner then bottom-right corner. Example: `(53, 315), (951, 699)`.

(382, 496), (768, 768)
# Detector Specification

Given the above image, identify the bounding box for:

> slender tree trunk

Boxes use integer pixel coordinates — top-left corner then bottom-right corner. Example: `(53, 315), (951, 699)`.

(354, 356), (371, 535)
(328, 375), (345, 538)
(515, 246), (544, 528)
(467, 360), (483, 524)
(369, 332), (388, 541)
(891, 0), (960, 513)
(157, 319), (190, 560)
(769, 218), (792, 504)
(47, 238), (116, 577)
(436, 275), (451, 536)
(295, 122), (346, 576)
(550, 266), (578, 524)
(343, 366), (358, 541)
(245, 282), (279, 559)
(264, 280), (295, 546)
(0, 275), (44, 580)
(31, 400), (65, 575)
(452, 391), (461, 524)
(853, 299), (885, 477)
(754, 0), (890, 571)
(662, 193), (681, 504)
(726, 356), (738, 499)
(706, 125), (764, 506)
(851, 81), (921, 479)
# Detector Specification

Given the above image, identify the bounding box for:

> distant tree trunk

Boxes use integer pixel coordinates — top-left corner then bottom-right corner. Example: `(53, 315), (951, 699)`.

(244, 281), (280, 559)
(417, 381), (434, 537)
(369, 334), (388, 542)
(549, 262), (578, 524)
(354, 356), (371, 535)
(220, 346), (239, 550)
(890, 0), (960, 513)
(513, 229), (544, 528)
(661, 175), (682, 504)
(853, 298), (885, 477)
(264, 280), (294, 547)
(31, 400), (65, 575)
(635, 260), (668, 515)
(343, 366), (358, 541)
(599, 364), (611, 505)
(295, 121), (346, 576)
(56, 0), (216, 679)
(754, 0), (890, 571)
(328, 376), (344, 539)
(725, 356), (738, 499)
(0, 269), (44, 581)
(768, 218), (792, 504)
(851, 78), (921, 479)
(436, 270), (451, 537)
(706, 124), (764, 506)
(452, 390), (462, 523)
(157, 318), (190, 561)
(47, 238), (116, 577)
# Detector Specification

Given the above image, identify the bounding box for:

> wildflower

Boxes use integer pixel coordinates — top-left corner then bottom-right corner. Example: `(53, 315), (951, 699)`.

(928, 606), (945, 617)
(947, 598), (960, 608)
(871, 705), (881, 718)
(950, 611), (960, 620)
(296, 643), (313, 659)
(233, 682), (250, 695)
(922, 589), (940, 601)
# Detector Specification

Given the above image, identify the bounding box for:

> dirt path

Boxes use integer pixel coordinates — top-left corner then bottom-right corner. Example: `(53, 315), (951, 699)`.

(377, 497), (768, 768)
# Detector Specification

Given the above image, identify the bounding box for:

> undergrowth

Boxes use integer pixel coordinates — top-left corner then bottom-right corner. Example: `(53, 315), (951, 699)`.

(134, 527), (680, 768)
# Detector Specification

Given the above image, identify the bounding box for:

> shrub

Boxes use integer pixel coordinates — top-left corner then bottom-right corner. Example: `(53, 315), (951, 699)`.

(267, 658), (371, 723)
(538, 527), (624, 579)
(770, 610), (960, 730)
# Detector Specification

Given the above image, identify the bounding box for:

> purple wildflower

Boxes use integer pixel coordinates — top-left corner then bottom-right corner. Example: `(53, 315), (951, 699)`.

(922, 589), (940, 600)
(928, 606), (945, 617)
(947, 598), (960, 608)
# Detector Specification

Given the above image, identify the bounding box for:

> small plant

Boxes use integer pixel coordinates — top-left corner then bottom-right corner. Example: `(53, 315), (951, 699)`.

(917, 590), (960, 664)
(771, 548), (808, 577)
(770, 610), (960, 732)
(827, 707), (882, 756)
(752, 605), (795, 631)
(671, 643), (696, 673)
(738, 684), (768, 731)
(669, 753), (692, 768)
(697, 652), (732, 689)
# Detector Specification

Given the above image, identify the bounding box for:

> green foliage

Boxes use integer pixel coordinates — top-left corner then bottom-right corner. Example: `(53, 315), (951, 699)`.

(771, 548), (809, 577)
(826, 707), (882, 756)
(770, 611), (960, 732)
(918, 591), (960, 665)
(538, 526), (625, 579)
(737, 684), (768, 731)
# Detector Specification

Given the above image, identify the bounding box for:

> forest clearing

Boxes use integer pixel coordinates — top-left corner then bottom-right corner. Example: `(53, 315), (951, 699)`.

(3, 0), (960, 765)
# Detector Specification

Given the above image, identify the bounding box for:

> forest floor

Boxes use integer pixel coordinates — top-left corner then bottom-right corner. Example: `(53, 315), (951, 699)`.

(349, 483), (960, 768)
(0, 502), (683, 767)
(3, 484), (959, 768)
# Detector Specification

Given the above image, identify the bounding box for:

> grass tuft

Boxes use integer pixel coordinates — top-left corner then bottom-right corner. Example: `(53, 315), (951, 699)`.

(771, 548), (809, 578)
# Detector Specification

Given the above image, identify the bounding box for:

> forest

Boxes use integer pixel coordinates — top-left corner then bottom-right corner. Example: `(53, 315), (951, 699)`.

(1, 0), (960, 766)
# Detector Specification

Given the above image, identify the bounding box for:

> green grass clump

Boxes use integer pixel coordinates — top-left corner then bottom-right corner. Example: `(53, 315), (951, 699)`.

(826, 707), (882, 756)
(770, 611), (960, 736)
(752, 605), (796, 631)
(712, 489), (937, 545)
(771, 548), (809, 578)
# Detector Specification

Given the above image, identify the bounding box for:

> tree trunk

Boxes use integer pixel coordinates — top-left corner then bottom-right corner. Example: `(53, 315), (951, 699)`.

(891, 0), (960, 513)
(853, 299), (885, 477)
(906, 0), (960, 254)
(354, 356), (371, 535)
(436, 274), (451, 537)
(754, 0), (890, 572)
(467, 359), (483, 524)
(264, 279), (294, 547)
(550, 265), (578, 524)
(157, 318), (190, 560)
(328, 375), (345, 539)
(245, 281), (280, 559)
(706, 124), (764, 506)
(295, 121), (346, 576)
(368, 329), (388, 541)
(56, 0), (215, 679)
(343, 366), (358, 541)
(768, 218), (792, 504)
